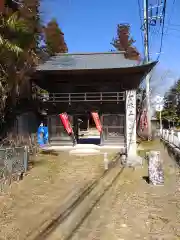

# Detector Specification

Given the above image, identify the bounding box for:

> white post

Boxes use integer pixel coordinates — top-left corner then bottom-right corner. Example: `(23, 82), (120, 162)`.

(104, 152), (109, 170)
(177, 132), (180, 148)
(170, 130), (174, 144)
(165, 130), (168, 141)
(162, 129), (165, 138)
(168, 130), (171, 143)
(159, 110), (162, 134)
(126, 90), (141, 166)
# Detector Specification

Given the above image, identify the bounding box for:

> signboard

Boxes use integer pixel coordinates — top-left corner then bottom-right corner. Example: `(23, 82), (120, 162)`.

(155, 104), (163, 112)
(154, 96), (163, 104)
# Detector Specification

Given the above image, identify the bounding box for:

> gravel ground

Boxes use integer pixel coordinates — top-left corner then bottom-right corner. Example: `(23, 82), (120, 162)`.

(0, 141), (179, 240)
(71, 142), (180, 240)
(0, 151), (113, 240)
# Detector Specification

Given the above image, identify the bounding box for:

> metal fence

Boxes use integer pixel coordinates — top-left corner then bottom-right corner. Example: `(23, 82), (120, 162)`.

(0, 134), (39, 192)
(0, 146), (28, 191)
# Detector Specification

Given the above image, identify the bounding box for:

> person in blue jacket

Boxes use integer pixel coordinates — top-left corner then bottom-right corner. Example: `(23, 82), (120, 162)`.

(37, 123), (44, 146)
(43, 126), (49, 144)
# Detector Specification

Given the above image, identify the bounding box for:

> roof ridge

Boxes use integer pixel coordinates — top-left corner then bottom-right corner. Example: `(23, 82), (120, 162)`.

(54, 51), (125, 56)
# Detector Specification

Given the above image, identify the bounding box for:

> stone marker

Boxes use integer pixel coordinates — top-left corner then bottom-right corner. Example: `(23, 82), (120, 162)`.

(104, 152), (109, 170)
(148, 151), (164, 185)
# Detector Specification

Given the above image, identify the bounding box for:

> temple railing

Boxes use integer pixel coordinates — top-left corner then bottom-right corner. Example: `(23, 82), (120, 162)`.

(160, 129), (180, 149)
(39, 92), (125, 103)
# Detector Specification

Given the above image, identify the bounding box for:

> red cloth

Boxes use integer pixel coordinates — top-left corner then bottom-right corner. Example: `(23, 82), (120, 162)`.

(59, 113), (73, 135)
(91, 112), (103, 133)
(0, 0), (5, 12)
(140, 110), (148, 132)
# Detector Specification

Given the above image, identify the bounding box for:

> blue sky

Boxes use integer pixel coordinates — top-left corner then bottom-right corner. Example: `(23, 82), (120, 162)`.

(41, 0), (180, 95)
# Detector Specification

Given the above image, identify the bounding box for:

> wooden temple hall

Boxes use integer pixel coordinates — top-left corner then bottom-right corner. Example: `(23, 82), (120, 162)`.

(33, 52), (156, 156)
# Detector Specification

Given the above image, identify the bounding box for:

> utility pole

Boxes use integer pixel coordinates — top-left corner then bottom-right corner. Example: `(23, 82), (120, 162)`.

(143, 0), (152, 140)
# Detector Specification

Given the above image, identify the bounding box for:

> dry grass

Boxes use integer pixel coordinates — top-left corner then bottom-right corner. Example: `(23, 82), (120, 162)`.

(71, 142), (180, 240)
(0, 151), (118, 240)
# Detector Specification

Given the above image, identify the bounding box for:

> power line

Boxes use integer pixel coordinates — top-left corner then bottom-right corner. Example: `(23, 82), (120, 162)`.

(138, 0), (144, 57)
(164, 26), (180, 32)
(164, 0), (176, 35)
(154, 0), (177, 55)
(169, 23), (180, 27)
(156, 0), (167, 61)
(146, 1), (165, 59)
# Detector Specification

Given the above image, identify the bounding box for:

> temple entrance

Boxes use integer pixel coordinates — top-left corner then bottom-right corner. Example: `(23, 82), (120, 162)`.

(47, 112), (125, 146)
(74, 113), (101, 145)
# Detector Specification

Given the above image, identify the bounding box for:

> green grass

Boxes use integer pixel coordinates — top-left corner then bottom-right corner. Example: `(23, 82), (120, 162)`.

(139, 139), (160, 149)
(137, 149), (147, 158)
(137, 139), (161, 158)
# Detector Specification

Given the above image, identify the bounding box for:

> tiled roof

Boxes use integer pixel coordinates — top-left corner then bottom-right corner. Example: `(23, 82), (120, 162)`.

(36, 52), (149, 71)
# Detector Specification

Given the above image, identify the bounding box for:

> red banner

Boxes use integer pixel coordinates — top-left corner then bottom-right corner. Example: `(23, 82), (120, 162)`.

(59, 113), (73, 135)
(140, 109), (148, 132)
(0, 0), (5, 13)
(91, 112), (103, 133)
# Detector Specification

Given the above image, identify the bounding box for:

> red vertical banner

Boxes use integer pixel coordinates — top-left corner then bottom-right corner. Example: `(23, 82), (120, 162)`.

(59, 113), (73, 135)
(91, 112), (102, 133)
(144, 110), (148, 129)
(140, 109), (148, 132)
(0, 0), (5, 13)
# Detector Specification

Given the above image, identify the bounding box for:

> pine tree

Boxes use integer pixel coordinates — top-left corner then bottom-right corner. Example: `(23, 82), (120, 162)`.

(43, 18), (68, 56)
(0, 0), (42, 128)
(157, 82), (179, 125)
(111, 24), (140, 61)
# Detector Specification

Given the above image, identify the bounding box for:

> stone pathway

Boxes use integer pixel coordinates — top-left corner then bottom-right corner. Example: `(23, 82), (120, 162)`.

(71, 142), (180, 240)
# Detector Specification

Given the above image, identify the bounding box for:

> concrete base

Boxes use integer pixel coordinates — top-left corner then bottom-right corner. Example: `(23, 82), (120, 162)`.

(69, 148), (101, 156)
(126, 155), (143, 167)
(42, 144), (125, 152)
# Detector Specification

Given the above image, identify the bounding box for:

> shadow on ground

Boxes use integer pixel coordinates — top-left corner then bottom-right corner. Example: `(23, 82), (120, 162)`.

(142, 176), (150, 184)
(77, 138), (100, 145)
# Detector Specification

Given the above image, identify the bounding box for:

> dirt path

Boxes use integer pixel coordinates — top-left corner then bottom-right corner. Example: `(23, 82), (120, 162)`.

(71, 142), (180, 240)
(0, 151), (110, 240)
(1, 142), (179, 240)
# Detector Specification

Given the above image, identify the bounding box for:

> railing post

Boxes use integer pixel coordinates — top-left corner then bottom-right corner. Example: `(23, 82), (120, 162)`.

(167, 130), (170, 142)
(23, 146), (28, 172)
(68, 94), (71, 105)
(177, 132), (180, 148)
(170, 130), (174, 144)
(117, 92), (119, 104)
(165, 130), (169, 141)
(163, 130), (166, 140)
(162, 129), (165, 138)
(100, 92), (102, 102)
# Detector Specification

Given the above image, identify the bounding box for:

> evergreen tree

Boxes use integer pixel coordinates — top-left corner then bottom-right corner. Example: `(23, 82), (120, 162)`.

(0, 0), (42, 128)
(111, 24), (140, 61)
(156, 80), (180, 126)
(43, 19), (68, 56)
